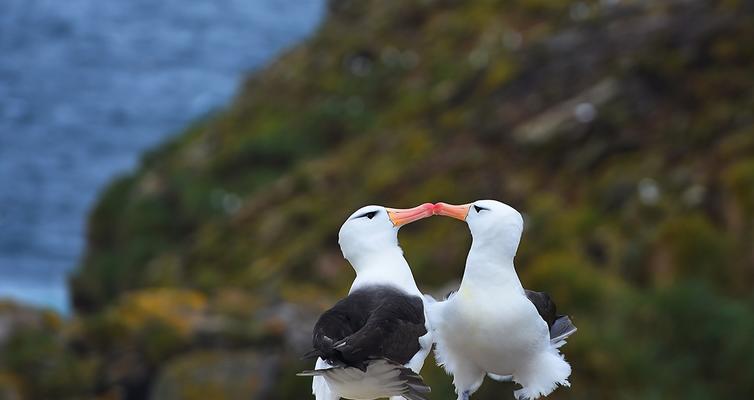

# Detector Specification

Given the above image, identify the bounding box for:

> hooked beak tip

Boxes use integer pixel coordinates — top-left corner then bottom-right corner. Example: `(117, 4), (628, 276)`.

(387, 203), (435, 227)
(432, 202), (470, 221)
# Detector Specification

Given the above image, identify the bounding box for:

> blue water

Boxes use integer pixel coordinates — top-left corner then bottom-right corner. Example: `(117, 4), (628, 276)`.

(0, 0), (325, 313)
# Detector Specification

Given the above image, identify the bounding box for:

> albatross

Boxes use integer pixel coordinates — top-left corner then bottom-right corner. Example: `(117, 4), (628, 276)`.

(427, 200), (577, 400)
(299, 203), (436, 400)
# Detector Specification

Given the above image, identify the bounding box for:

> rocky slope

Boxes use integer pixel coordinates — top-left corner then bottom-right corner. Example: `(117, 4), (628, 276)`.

(2, 0), (754, 398)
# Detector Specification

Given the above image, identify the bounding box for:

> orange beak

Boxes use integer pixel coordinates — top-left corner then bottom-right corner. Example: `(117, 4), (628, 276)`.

(433, 202), (471, 221)
(386, 203), (435, 227)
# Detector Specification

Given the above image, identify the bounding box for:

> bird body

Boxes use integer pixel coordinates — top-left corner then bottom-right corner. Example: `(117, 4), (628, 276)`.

(307, 283), (432, 400)
(300, 204), (435, 400)
(429, 200), (575, 400)
(436, 286), (548, 372)
(345, 248), (434, 377)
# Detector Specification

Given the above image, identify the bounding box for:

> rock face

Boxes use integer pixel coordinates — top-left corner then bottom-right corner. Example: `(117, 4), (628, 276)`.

(2, 0), (754, 399)
(149, 351), (279, 400)
(0, 302), (53, 345)
(0, 373), (22, 400)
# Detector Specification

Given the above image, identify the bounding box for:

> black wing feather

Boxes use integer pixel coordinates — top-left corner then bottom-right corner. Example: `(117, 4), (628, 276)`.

(309, 285), (426, 370)
(525, 289), (577, 343)
(525, 289), (558, 330)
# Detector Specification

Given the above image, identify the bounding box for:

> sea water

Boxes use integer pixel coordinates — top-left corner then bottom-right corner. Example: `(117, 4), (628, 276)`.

(0, 0), (325, 314)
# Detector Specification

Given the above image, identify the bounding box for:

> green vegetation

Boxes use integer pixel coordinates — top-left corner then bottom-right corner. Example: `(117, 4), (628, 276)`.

(1, 0), (753, 398)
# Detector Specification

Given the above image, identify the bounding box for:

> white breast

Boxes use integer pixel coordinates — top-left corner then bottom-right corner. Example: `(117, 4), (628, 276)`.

(439, 286), (550, 374)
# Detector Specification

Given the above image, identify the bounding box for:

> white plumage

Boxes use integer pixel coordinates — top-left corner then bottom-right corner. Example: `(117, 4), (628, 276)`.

(427, 200), (575, 400)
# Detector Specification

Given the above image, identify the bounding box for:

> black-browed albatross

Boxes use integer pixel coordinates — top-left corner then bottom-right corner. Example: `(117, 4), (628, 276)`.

(299, 203), (436, 400)
(427, 200), (577, 400)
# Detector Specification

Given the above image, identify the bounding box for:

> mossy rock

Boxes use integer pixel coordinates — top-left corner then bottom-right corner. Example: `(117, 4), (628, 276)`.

(723, 158), (754, 216)
(1, 328), (96, 398)
(653, 214), (733, 288)
(150, 351), (277, 400)
(0, 373), (22, 400)
(114, 289), (207, 337)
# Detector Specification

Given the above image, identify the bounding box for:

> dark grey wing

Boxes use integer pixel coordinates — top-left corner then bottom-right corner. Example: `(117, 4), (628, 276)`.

(525, 289), (557, 329)
(301, 287), (432, 398)
(309, 292), (372, 364)
(308, 286), (427, 370)
(550, 315), (577, 345)
(333, 291), (426, 367)
(525, 289), (577, 344)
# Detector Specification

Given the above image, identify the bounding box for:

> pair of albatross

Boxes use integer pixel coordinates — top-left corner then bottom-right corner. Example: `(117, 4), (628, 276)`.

(299, 200), (577, 400)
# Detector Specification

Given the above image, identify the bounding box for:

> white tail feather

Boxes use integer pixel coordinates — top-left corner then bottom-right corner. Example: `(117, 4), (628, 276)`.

(300, 359), (430, 400)
(310, 358), (339, 400)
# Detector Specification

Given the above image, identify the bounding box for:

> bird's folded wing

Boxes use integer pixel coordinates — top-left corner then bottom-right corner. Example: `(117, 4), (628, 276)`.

(550, 315), (577, 347)
(525, 289), (557, 329)
(525, 289), (577, 346)
(310, 297), (367, 362)
(332, 295), (427, 367)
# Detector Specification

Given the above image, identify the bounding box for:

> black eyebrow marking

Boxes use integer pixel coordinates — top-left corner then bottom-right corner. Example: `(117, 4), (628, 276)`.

(474, 205), (489, 213)
(354, 210), (379, 219)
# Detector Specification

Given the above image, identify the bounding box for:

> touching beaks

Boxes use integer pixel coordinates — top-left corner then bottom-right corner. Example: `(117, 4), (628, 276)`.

(386, 203), (435, 227)
(433, 202), (471, 221)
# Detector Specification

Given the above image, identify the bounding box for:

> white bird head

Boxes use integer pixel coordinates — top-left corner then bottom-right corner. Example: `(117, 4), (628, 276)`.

(338, 203), (434, 267)
(434, 199), (524, 258)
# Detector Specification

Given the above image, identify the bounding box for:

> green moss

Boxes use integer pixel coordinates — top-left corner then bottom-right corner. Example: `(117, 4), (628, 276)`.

(151, 351), (271, 400)
(723, 158), (754, 216)
(0, 373), (22, 400)
(656, 214), (733, 287)
(2, 329), (96, 398)
(521, 251), (621, 313)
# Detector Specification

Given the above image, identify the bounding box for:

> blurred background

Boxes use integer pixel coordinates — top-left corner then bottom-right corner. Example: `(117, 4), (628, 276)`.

(0, 0), (752, 399)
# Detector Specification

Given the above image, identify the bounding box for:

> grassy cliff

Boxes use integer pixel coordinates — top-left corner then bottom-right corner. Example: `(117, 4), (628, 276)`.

(2, 0), (754, 398)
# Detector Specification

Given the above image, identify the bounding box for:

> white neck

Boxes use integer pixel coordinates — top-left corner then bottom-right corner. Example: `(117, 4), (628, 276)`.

(349, 247), (421, 296)
(459, 240), (523, 293)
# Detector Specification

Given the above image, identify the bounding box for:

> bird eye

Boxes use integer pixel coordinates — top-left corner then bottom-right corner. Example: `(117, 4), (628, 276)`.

(355, 210), (379, 220)
(473, 205), (489, 213)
